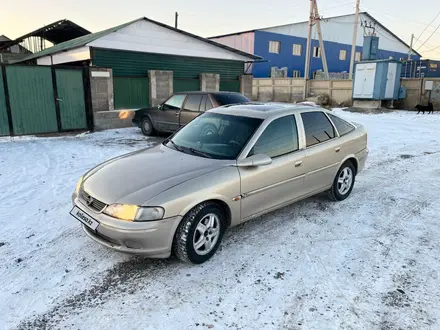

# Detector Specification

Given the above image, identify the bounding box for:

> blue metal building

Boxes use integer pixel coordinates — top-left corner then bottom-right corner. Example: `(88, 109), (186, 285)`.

(401, 59), (440, 78)
(210, 12), (421, 78)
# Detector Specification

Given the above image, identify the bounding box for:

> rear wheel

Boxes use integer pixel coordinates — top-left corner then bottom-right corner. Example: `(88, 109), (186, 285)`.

(328, 161), (356, 201)
(173, 203), (225, 264)
(141, 117), (155, 136)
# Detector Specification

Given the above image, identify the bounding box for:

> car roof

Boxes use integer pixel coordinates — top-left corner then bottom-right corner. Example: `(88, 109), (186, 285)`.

(208, 102), (329, 120)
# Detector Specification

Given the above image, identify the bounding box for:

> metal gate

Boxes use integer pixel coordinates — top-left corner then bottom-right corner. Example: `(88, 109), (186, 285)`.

(0, 64), (91, 136)
(55, 68), (88, 130)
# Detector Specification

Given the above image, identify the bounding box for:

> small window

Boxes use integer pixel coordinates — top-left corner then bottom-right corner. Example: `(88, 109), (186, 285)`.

(327, 113), (355, 136)
(339, 49), (347, 61)
(251, 116), (299, 158)
(293, 70), (300, 78)
(301, 111), (335, 147)
(293, 44), (302, 56)
(313, 46), (321, 58)
(183, 94), (203, 112)
(389, 56), (394, 59)
(269, 41), (281, 54)
(163, 94), (186, 111)
(430, 63), (438, 69)
(355, 52), (362, 62)
(213, 93), (250, 106)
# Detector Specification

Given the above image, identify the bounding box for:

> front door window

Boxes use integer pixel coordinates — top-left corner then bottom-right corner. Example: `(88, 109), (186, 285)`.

(163, 94), (186, 111)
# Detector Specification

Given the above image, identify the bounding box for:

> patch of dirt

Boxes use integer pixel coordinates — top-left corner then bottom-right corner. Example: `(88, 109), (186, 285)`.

(16, 257), (175, 329)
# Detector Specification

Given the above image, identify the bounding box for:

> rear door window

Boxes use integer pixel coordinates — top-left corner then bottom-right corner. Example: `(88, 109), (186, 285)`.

(301, 111), (335, 147)
(327, 113), (355, 136)
(183, 95), (203, 112)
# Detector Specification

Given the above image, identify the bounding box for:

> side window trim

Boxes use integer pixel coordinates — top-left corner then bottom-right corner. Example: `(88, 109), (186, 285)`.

(206, 94), (215, 110)
(326, 113), (355, 137)
(300, 111), (337, 149)
(244, 114), (301, 159)
(324, 112), (340, 138)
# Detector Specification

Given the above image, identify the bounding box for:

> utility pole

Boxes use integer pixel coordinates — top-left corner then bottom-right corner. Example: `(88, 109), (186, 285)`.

(175, 12), (179, 29)
(303, 0), (314, 99)
(313, 1), (329, 79)
(408, 33), (414, 60)
(349, 0), (360, 79)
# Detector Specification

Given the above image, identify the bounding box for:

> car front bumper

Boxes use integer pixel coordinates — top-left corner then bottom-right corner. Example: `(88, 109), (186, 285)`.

(72, 195), (182, 258)
(132, 118), (141, 128)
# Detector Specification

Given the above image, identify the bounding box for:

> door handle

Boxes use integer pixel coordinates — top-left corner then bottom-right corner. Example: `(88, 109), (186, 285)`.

(175, 112), (179, 117)
(335, 147), (341, 153)
(295, 160), (303, 167)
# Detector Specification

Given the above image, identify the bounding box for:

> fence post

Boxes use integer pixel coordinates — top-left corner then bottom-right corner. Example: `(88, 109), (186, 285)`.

(1, 64), (14, 136)
(83, 65), (94, 131)
(51, 66), (62, 132)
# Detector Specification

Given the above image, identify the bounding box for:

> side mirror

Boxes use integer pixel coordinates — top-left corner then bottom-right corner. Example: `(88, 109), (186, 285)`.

(237, 154), (272, 167)
(157, 104), (163, 110)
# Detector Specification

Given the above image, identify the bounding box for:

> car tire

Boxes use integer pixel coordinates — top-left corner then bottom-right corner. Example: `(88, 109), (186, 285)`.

(141, 117), (155, 136)
(328, 161), (356, 201)
(173, 202), (226, 264)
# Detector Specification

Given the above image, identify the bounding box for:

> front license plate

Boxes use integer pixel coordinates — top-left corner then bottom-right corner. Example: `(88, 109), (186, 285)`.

(70, 206), (99, 231)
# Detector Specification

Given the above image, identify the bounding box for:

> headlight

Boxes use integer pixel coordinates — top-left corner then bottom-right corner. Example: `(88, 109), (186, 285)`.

(104, 204), (164, 222)
(75, 176), (83, 195)
(135, 207), (164, 222)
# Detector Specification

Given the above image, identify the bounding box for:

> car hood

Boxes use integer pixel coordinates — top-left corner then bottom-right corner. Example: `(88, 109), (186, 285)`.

(82, 144), (233, 205)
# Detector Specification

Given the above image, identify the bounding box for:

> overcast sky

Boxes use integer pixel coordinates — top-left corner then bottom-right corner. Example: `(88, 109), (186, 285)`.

(2, 0), (440, 59)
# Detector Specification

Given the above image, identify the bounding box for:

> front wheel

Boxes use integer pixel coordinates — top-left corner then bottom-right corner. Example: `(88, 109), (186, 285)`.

(141, 117), (155, 136)
(328, 161), (356, 201)
(173, 203), (225, 264)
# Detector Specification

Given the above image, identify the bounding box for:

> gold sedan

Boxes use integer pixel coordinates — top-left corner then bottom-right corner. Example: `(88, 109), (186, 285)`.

(71, 103), (368, 264)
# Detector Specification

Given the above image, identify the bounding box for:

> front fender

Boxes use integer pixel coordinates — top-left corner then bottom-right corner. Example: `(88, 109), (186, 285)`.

(146, 166), (241, 226)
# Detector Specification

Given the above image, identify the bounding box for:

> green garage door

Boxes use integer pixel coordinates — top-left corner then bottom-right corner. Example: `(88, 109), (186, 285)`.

(0, 71), (9, 136)
(174, 79), (200, 93)
(6, 66), (58, 135)
(220, 79), (240, 92)
(114, 77), (149, 109)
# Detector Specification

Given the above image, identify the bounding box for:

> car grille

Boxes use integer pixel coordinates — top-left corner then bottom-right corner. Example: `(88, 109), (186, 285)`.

(79, 188), (107, 213)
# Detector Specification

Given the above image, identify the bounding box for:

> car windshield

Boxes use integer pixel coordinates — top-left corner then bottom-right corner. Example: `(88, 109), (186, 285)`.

(213, 93), (250, 105)
(165, 112), (263, 160)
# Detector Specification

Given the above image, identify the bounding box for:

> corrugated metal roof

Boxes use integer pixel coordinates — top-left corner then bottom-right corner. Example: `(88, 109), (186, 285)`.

(15, 17), (260, 63)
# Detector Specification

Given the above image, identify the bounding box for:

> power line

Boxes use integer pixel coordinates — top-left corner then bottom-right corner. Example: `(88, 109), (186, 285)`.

(413, 11), (440, 46)
(416, 21), (440, 51)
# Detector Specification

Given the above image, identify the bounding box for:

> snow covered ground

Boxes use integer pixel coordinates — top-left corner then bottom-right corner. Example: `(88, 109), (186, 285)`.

(1, 111), (440, 330)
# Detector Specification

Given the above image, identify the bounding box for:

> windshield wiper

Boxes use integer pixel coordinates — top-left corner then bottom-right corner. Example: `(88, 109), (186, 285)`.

(165, 138), (184, 152)
(188, 148), (213, 159)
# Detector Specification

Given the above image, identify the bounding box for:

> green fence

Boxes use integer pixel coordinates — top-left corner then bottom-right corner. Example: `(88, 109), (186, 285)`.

(0, 64), (90, 136)
(0, 70), (9, 136)
(114, 77), (149, 109)
(6, 66), (58, 135)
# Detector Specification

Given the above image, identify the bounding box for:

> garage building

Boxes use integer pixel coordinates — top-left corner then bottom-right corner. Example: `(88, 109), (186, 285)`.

(15, 17), (259, 110)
